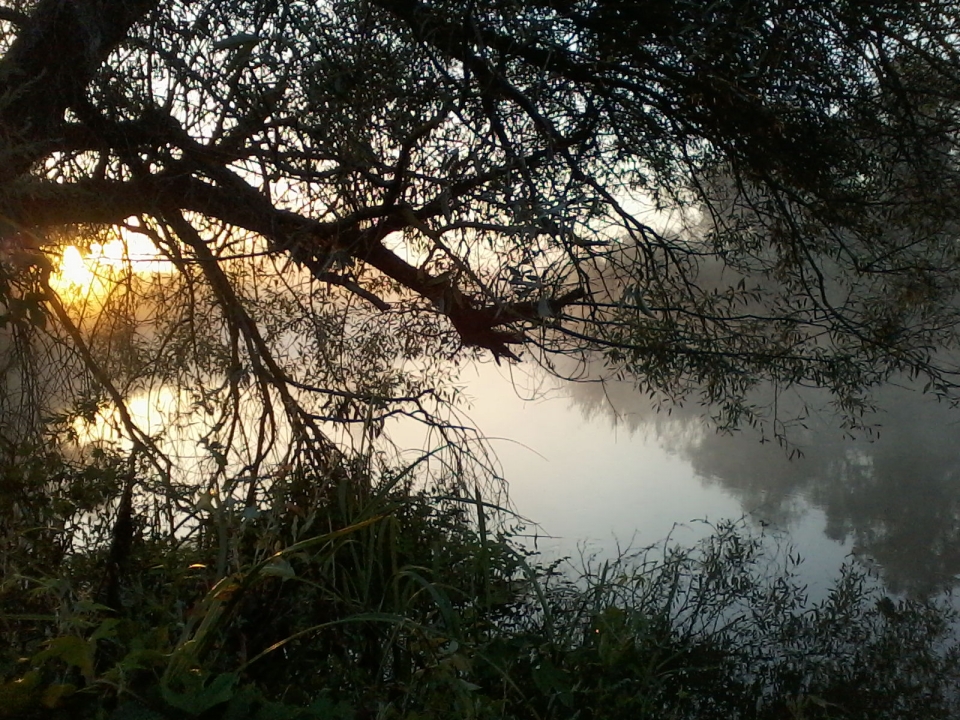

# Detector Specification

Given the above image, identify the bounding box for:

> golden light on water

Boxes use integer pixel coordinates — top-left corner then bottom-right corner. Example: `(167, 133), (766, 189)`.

(73, 386), (181, 448)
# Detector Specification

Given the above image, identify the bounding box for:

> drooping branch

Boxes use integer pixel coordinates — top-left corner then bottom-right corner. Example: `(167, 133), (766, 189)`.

(0, 8), (29, 27)
(8, 173), (587, 360)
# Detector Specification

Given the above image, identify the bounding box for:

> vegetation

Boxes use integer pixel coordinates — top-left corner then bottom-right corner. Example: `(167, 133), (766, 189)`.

(4, 1), (960, 439)
(4, 1), (960, 717)
(2, 444), (959, 720)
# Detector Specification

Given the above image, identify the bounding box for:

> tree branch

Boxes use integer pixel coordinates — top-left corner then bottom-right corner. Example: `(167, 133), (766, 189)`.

(0, 0), (159, 179)
(0, 8), (29, 27)
(10, 175), (584, 360)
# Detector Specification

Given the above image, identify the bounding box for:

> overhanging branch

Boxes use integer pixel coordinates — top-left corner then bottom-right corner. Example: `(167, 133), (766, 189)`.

(0, 0), (159, 179)
(9, 175), (586, 360)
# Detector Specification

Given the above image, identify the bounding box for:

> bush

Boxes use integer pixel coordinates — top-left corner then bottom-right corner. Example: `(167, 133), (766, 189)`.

(1, 444), (958, 719)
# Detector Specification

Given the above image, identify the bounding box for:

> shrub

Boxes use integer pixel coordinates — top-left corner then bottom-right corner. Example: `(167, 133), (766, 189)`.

(1, 446), (958, 719)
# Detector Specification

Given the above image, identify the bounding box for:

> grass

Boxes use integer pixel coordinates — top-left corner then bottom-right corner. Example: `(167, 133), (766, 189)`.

(1, 442), (959, 719)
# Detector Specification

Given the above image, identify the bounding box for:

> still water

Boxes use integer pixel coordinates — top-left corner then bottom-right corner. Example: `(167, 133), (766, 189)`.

(455, 362), (960, 599)
(72, 352), (960, 599)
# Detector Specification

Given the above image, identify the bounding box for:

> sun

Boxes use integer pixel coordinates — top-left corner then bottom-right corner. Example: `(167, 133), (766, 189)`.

(49, 232), (174, 300)
(52, 245), (95, 289)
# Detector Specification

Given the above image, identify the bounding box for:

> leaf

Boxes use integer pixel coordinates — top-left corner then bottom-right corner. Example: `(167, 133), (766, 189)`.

(532, 660), (568, 695)
(91, 617), (121, 642)
(162, 671), (238, 716)
(260, 558), (296, 580)
(40, 683), (75, 709)
(0, 671), (42, 718)
(116, 648), (168, 672)
(34, 635), (95, 680)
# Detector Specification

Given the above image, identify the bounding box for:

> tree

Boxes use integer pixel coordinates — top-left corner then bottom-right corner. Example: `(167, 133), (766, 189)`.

(2, 0), (960, 480)
(7, 3), (960, 716)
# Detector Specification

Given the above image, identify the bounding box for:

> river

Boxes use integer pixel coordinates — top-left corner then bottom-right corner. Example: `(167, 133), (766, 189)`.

(449, 362), (960, 599)
(67, 345), (960, 600)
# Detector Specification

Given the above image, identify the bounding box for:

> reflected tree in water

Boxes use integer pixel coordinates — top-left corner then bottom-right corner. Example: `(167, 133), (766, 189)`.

(569, 373), (960, 595)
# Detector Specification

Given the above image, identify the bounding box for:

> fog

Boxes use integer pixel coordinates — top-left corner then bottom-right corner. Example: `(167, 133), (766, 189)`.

(565, 373), (960, 596)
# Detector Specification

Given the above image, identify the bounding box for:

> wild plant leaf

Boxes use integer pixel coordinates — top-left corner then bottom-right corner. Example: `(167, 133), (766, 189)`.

(34, 636), (95, 681)
(161, 671), (238, 716)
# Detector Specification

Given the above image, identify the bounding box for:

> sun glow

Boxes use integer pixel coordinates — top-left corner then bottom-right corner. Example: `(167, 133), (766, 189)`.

(49, 233), (174, 299)
(54, 245), (95, 289)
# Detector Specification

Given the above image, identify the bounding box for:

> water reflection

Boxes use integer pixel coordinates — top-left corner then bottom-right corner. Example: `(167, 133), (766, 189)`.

(567, 377), (960, 596)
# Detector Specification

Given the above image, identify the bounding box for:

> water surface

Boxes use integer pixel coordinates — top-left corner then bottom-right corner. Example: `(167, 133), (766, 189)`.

(458, 363), (960, 598)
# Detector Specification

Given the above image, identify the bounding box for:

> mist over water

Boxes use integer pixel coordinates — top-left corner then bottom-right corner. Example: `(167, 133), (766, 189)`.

(564, 373), (960, 596)
(449, 364), (844, 599)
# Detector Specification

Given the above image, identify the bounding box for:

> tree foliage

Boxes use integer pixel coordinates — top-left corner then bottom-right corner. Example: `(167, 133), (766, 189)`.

(5, 1), (960, 715)
(0, 0), (959, 451)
